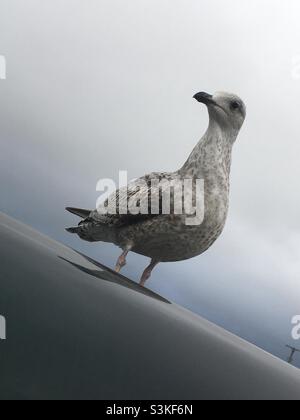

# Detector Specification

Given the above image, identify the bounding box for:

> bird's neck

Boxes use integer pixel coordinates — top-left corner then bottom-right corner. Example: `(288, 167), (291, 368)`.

(180, 119), (237, 179)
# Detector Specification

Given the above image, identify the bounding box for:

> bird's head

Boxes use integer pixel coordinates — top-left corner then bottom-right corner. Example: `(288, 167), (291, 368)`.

(193, 91), (246, 134)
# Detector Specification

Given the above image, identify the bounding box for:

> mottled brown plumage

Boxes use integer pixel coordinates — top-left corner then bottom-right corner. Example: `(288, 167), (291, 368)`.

(66, 92), (246, 285)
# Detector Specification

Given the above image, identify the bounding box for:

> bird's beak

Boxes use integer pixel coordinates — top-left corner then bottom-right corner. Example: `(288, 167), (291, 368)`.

(193, 92), (216, 106)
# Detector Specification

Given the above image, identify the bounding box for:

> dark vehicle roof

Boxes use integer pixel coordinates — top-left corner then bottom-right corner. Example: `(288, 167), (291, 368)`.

(0, 212), (300, 400)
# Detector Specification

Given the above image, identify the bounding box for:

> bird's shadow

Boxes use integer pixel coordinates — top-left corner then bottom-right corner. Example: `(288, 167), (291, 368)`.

(59, 250), (171, 304)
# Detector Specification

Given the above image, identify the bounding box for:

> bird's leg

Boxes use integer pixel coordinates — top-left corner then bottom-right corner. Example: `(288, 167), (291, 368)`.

(140, 259), (159, 287)
(115, 246), (132, 273)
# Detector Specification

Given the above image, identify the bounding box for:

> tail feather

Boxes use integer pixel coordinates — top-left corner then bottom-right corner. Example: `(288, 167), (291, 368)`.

(66, 207), (92, 219)
(66, 207), (116, 243)
(65, 227), (79, 234)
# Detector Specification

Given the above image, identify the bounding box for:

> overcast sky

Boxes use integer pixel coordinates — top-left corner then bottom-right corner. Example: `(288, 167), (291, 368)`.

(1, 0), (300, 365)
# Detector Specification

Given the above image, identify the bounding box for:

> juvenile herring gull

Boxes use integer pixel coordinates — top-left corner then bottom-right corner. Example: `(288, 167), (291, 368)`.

(66, 92), (246, 286)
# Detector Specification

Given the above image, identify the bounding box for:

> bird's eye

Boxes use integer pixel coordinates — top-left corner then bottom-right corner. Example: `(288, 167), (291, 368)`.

(230, 101), (240, 111)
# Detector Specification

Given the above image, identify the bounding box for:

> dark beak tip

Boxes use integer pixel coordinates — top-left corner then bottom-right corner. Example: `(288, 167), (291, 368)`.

(193, 92), (213, 105)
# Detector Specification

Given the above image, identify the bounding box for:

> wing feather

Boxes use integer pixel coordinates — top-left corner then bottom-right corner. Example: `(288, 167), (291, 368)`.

(89, 172), (180, 228)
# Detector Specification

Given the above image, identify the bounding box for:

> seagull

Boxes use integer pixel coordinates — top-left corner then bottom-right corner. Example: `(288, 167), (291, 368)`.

(66, 91), (246, 286)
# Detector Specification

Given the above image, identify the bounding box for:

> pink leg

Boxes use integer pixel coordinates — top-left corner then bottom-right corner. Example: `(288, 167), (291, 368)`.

(140, 259), (159, 287)
(115, 246), (132, 273)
